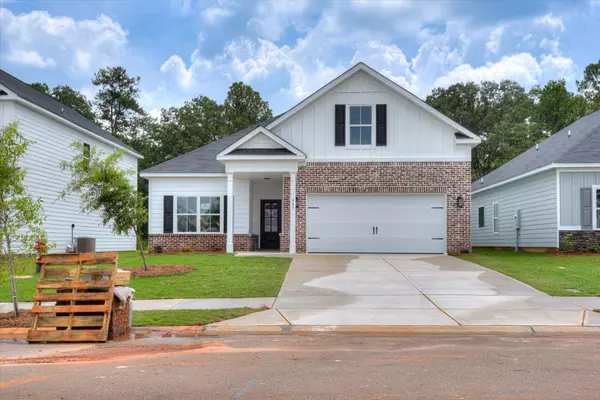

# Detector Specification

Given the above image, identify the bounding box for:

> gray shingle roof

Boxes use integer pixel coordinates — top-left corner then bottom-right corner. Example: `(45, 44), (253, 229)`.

(472, 109), (600, 192)
(141, 117), (278, 174)
(0, 69), (142, 157)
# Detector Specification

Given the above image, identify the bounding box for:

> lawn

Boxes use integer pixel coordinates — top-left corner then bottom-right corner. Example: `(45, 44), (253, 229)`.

(459, 249), (600, 297)
(132, 308), (262, 326)
(0, 251), (292, 302)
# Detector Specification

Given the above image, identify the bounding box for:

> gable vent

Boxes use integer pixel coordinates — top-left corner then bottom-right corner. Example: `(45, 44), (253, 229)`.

(0, 90), (8, 96)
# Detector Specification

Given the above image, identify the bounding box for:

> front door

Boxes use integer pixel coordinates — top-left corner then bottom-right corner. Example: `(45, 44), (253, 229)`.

(260, 200), (281, 250)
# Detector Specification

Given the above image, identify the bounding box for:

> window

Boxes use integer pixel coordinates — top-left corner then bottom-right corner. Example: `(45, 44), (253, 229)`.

(493, 202), (499, 234)
(349, 105), (372, 145)
(478, 206), (485, 228)
(83, 143), (91, 165)
(176, 197), (197, 233)
(199, 197), (221, 233)
(594, 186), (600, 230)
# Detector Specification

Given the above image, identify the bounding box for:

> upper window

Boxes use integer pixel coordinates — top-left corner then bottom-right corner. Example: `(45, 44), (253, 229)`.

(349, 105), (372, 146)
(493, 202), (499, 234)
(177, 197), (197, 233)
(200, 197), (221, 233)
(478, 206), (485, 228)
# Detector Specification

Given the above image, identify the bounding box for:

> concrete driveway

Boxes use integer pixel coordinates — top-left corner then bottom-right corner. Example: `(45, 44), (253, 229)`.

(266, 254), (587, 326)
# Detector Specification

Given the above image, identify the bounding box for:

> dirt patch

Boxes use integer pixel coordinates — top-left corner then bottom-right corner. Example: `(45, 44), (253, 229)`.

(0, 310), (33, 328)
(122, 264), (195, 277)
(549, 252), (600, 257)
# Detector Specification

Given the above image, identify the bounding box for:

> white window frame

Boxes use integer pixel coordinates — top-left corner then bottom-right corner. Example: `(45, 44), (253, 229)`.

(493, 202), (499, 234)
(593, 185), (600, 230)
(174, 195), (224, 234)
(478, 206), (485, 228)
(347, 105), (374, 148)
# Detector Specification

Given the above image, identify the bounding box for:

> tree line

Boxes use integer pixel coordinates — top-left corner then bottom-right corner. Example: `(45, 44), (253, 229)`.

(31, 59), (600, 184)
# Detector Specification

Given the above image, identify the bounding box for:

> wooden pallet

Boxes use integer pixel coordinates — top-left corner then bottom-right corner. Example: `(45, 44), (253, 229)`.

(27, 252), (118, 343)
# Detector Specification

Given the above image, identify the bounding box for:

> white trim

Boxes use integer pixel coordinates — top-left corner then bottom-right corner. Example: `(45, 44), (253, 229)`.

(174, 195), (224, 234)
(559, 226), (582, 230)
(218, 155), (305, 161)
(141, 173), (227, 178)
(266, 62), (481, 143)
(593, 185), (600, 231)
(455, 138), (481, 145)
(472, 163), (600, 195)
(492, 202), (499, 234)
(9, 97), (143, 159)
(346, 104), (374, 148)
(556, 169), (560, 248)
(217, 126), (306, 159)
(307, 156), (471, 163)
(226, 173), (234, 253)
(289, 172), (297, 254)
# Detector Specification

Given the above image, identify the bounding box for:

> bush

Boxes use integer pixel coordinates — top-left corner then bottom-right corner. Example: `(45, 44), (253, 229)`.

(460, 248), (470, 254)
(589, 244), (600, 253)
(559, 236), (573, 254)
(152, 245), (163, 254)
(181, 246), (193, 253)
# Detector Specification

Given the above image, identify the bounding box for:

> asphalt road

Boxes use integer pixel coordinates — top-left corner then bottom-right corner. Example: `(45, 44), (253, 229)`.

(2, 335), (599, 399)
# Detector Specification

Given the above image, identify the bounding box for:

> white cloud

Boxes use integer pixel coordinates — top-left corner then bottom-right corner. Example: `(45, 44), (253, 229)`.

(202, 0), (236, 24)
(539, 38), (560, 54)
(0, 8), (127, 73)
(6, 49), (56, 68)
(247, 0), (310, 41)
(486, 26), (504, 54)
(533, 13), (565, 32)
(160, 50), (212, 88)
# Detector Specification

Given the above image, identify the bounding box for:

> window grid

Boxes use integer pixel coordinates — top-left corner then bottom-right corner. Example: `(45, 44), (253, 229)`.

(493, 202), (499, 234)
(348, 105), (372, 146)
(478, 206), (485, 228)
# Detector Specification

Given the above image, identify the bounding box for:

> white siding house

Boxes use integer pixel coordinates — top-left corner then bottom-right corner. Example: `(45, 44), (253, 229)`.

(0, 69), (142, 253)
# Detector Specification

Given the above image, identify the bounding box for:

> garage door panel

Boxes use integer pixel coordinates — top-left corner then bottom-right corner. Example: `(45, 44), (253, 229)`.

(306, 194), (446, 254)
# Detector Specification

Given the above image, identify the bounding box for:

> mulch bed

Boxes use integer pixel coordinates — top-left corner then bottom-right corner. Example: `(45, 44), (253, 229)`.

(122, 264), (195, 277)
(0, 310), (33, 328)
(549, 252), (600, 257)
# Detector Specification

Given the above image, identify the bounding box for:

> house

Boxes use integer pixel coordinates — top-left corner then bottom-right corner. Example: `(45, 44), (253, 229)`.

(471, 110), (600, 252)
(0, 69), (142, 253)
(141, 62), (481, 254)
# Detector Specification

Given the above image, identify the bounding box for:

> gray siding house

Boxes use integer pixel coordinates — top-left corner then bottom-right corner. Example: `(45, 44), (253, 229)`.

(471, 110), (600, 251)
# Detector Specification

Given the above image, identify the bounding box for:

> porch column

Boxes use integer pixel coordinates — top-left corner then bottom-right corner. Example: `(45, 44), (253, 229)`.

(289, 172), (297, 254)
(226, 173), (234, 253)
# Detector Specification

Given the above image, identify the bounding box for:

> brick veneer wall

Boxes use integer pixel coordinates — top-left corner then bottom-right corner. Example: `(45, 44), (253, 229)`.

(281, 162), (472, 254)
(148, 234), (258, 253)
(559, 230), (600, 252)
(109, 297), (131, 340)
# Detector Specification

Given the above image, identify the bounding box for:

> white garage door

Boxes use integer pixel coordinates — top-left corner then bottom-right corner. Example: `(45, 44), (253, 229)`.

(306, 194), (446, 254)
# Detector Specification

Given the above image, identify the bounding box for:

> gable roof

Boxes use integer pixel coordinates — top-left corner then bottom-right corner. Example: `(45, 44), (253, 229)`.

(217, 125), (305, 160)
(472, 109), (600, 193)
(141, 117), (278, 175)
(266, 62), (481, 142)
(0, 69), (142, 158)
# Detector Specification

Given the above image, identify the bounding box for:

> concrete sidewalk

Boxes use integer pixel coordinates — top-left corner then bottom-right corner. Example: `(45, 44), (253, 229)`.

(0, 297), (276, 313)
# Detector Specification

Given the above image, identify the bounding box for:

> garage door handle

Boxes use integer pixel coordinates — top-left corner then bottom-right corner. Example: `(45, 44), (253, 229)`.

(431, 206), (444, 209)
(308, 237), (319, 240)
(431, 237), (444, 240)
(375, 226), (378, 234)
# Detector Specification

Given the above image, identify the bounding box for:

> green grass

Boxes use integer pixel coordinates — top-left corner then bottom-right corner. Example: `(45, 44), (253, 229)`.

(458, 249), (600, 296)
(132, 308), (262, 326)
(0, 251), (292, 301)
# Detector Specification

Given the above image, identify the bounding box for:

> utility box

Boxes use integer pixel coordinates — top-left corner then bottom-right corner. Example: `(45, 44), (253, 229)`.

(77, 237), (96, 253)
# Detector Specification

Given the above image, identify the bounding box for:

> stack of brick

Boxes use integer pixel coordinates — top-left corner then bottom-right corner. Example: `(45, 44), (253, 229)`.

(109, 297), (131, 340)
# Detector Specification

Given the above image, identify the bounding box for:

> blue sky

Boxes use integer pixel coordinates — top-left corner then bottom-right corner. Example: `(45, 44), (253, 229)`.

(1, 0), (599, 115)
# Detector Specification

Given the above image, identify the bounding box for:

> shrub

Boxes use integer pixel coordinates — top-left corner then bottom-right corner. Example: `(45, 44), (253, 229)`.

(460, 248), (470, 254)
(589, 244), (600, 253)
(181, 246), (193, 253)
(152, 245), (163, 254)
(559, 236), (573, 254)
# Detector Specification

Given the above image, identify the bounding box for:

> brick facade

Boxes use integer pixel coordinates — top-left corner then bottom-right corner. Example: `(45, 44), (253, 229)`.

(281, 162), (472, 254)
(559, 230), (600, 252)
(148, 234), (258, 253)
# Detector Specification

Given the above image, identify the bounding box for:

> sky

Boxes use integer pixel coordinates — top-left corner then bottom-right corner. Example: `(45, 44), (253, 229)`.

(1, 0), (599, 116)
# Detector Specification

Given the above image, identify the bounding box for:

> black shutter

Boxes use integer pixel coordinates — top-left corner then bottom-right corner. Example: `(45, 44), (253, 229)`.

(223, 195), (228, 233)
(376, 104), (387, 146)
(163, 196), (173, 233)
(335, 104), (345, 146)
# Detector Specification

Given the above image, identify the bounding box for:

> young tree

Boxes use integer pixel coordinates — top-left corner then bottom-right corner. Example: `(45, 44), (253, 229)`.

(92, 66), (142, 139)
(0, 122), (46, 316)
(61, 143), (149, 269)
(223, 82), (273, 134)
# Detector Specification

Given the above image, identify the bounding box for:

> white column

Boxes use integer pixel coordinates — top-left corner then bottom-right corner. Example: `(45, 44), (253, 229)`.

(289, 172), (297, 254)
(226, 173), (234, 253)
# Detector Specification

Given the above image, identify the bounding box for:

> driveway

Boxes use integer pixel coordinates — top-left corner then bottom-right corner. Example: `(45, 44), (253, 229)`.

(267, 254), (587, 326)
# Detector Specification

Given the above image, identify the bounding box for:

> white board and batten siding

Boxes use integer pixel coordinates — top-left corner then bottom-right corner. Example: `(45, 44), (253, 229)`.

(271, 71), (470, 161)
(559, 171), (600, 228)
(4, 102), (138, 252)
(471, 170), (557, 248)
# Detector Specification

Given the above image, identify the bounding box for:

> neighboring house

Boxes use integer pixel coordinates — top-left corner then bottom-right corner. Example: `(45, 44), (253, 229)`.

(141, 62), (481, 254)
(471, 110), (600, 252)
(0, 70), (142, 253)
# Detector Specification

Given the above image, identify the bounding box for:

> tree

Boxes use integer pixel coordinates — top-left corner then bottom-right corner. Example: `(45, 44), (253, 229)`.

(30, 82), (95, 122)
(426, 80), (539, 179)
(530, 79), (588, 134)
(92, 66), (142, 139)
(61, 143), (149, 269)
(577, 58), (600, 112)
(223, 82), (273, 134)
(0, 122), (46, 316)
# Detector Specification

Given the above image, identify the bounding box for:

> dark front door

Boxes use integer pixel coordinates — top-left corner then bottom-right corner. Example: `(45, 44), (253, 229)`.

(260, 200), (281, 250)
